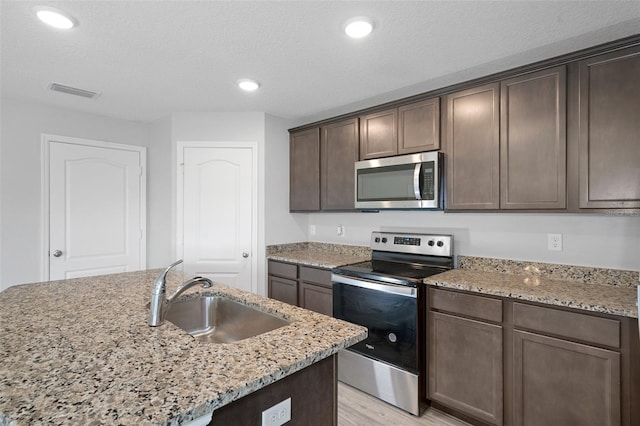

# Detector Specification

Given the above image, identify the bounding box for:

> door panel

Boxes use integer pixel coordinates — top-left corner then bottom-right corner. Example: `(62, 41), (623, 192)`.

(513, 330), (620, 426)
(181, 145), (255, 293)
(445, 83), (500, 210)
(578, 46), (640, 208)
(49, 140), (144, 280)
(500, 66), (566, 209)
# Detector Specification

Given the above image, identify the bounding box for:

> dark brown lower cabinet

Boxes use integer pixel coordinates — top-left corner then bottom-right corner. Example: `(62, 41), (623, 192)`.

(513, 330), (620, 426)
(211, 355), (337, 425)
(268, 275), (298, 306)
(428, 287), (639, 426)
(429, 311), (503, 425)
(299, 281), (332, 315)
(268, 260), (333, 316)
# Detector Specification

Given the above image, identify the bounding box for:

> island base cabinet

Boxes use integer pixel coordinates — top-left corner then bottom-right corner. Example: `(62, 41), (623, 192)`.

(211, 355), (337, 425)
(513, 330), (621, 426)
(428, 311), (503, 425)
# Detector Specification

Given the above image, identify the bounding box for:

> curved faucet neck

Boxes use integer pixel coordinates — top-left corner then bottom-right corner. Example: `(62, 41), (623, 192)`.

(149, 259), (183, 326)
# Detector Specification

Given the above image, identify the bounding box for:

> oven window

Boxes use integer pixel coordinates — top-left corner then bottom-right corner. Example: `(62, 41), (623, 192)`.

(333, 281), (418, 372)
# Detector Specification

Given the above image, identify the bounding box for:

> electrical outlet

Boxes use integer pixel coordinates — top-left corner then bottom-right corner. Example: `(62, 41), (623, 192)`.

(548, 233), (562, 251)
(261, 398), (291, 426)
(309, 225), (316, 236)
(337, 225), (344, 237)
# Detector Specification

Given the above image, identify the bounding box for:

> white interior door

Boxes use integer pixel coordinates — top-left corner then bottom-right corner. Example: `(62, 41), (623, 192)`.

(179, 143), (256, 293)
(47, 136), (146, 280)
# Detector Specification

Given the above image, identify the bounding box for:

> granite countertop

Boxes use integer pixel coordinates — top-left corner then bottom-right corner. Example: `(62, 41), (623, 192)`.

(426, 268), (638, 318)
(266, 242), (371, 269)
(0, 270), (367, 426)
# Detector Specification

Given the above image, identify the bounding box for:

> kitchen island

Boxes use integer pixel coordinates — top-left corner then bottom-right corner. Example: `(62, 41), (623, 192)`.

(0, 270), (367, 425)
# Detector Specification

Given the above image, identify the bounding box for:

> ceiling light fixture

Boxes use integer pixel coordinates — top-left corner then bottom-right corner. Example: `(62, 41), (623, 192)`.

(34, 6), (77, 29)
(237, 79), (260, 92)
(344, 17), (374, 39)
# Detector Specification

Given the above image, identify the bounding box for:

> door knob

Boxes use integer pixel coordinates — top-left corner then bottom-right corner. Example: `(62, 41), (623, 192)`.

(242, 252), (249, 258)
(52, 250), (63, 258)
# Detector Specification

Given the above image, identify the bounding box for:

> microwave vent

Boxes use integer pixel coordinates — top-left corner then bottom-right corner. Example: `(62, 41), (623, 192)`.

(48, 82), (100, 99)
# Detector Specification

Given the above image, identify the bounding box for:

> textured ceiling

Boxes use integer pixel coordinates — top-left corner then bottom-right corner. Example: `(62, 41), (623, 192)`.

(2, 1), (639, 124)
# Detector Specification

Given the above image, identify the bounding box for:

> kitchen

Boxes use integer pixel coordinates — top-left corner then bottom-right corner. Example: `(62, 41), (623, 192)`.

(1, 1), (639, 425)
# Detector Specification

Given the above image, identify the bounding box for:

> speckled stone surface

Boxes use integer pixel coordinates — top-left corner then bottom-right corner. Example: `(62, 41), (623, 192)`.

(426, 269), (638, 318)
(266, 242), (370, 269)
(458, 256), (639, 288)
(0, 270), (367, 426)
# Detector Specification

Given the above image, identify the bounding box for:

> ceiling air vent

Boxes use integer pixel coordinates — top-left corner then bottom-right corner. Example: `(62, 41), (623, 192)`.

(48, 82), (100, 99)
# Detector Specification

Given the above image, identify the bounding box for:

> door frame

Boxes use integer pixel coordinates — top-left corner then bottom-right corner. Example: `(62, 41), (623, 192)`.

(176, 141), (259, 293)
(41, 134), (147, 281)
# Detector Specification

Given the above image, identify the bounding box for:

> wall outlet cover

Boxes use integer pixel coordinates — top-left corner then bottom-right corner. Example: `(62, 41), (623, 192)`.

(261, 397), (291, 426)
(548, 233), (562, 251)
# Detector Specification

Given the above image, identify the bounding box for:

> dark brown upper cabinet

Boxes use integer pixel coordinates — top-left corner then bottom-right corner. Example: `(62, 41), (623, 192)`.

(398, 98), (441, 154)
(577, 46), (640, 209)
(359, 108), (398, 159)
(360, 98), (440, 160)
(321, 118), (359, 210)
(500, 66), (567, 209)
(290, 128), (320, 211)
(444, 83), (501, 210)
(446, 67), (567, 211)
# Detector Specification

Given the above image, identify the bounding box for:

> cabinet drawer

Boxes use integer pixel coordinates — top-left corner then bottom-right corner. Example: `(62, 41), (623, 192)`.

(268, 260), (297, 279)
(513, 303), (620, 348)
(430, 288), (502, 323)
(299, 266), (331, 287)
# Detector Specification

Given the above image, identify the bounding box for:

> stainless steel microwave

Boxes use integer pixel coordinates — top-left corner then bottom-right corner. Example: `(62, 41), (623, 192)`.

(355, 151), (443, 209)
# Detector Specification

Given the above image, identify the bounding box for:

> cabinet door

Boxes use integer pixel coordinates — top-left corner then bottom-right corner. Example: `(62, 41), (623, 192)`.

(398, 97), (440, 154)
(429, 311), (503, 425)
(268, 275), (298, 306)
(513, 330), (620, 426)
(299, 282), (332, 316)
(290, 128), (320, 211)
(444, 83), (500, 210)
(500, 66), (566, 209)
(321, 118), (359, 210)
(359, 108), (398, 159)
(578, 46), (640, 209)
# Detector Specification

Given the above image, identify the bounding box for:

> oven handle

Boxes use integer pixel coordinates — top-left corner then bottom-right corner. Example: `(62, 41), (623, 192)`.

(331, 274), (417, 298)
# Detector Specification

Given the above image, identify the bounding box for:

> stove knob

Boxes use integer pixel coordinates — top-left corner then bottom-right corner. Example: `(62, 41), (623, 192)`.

(428, 240), (435, 246)
(437, 240), (444, 247)
(374, 237), (380, 243)
(381, 237), (387, 243)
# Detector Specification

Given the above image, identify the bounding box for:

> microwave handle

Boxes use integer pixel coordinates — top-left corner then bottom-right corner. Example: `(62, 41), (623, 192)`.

(413, 163), (422, 200)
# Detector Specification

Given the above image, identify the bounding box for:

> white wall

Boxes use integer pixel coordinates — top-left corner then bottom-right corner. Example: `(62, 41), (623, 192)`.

(147, 115), (173, 269)
(0, 99), (152, 290)
(307, 211), (640, 271)
(264, 114), (308, 245)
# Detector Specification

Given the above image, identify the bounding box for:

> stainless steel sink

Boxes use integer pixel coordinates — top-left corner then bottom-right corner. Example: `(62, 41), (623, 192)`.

(164, 295), (290, 343)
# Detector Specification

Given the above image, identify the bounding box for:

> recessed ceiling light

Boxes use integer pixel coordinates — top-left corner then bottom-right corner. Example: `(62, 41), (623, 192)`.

(344, 17), (374, 39)
(34, 6), (77, 29)
(237, 79), (260, 92)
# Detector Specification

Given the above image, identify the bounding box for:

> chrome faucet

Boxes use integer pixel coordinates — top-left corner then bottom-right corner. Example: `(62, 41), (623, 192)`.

(148, 259), (213, 326)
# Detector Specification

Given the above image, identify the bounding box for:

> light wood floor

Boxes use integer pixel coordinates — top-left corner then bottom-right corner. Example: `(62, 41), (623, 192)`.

(338, 382), (470, 426)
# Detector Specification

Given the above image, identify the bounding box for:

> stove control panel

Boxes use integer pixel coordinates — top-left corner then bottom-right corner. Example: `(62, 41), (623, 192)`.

(370, 231), (453, 256)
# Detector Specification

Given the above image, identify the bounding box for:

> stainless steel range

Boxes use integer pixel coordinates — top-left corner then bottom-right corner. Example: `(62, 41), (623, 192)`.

(332, 231), (453, 415)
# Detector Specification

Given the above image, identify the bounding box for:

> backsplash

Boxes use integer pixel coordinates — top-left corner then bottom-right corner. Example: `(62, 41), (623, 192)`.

(458, 256), (638, 288)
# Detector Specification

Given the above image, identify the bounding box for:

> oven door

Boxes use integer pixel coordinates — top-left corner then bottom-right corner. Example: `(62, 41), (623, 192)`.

(332, 274), (418, 373)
